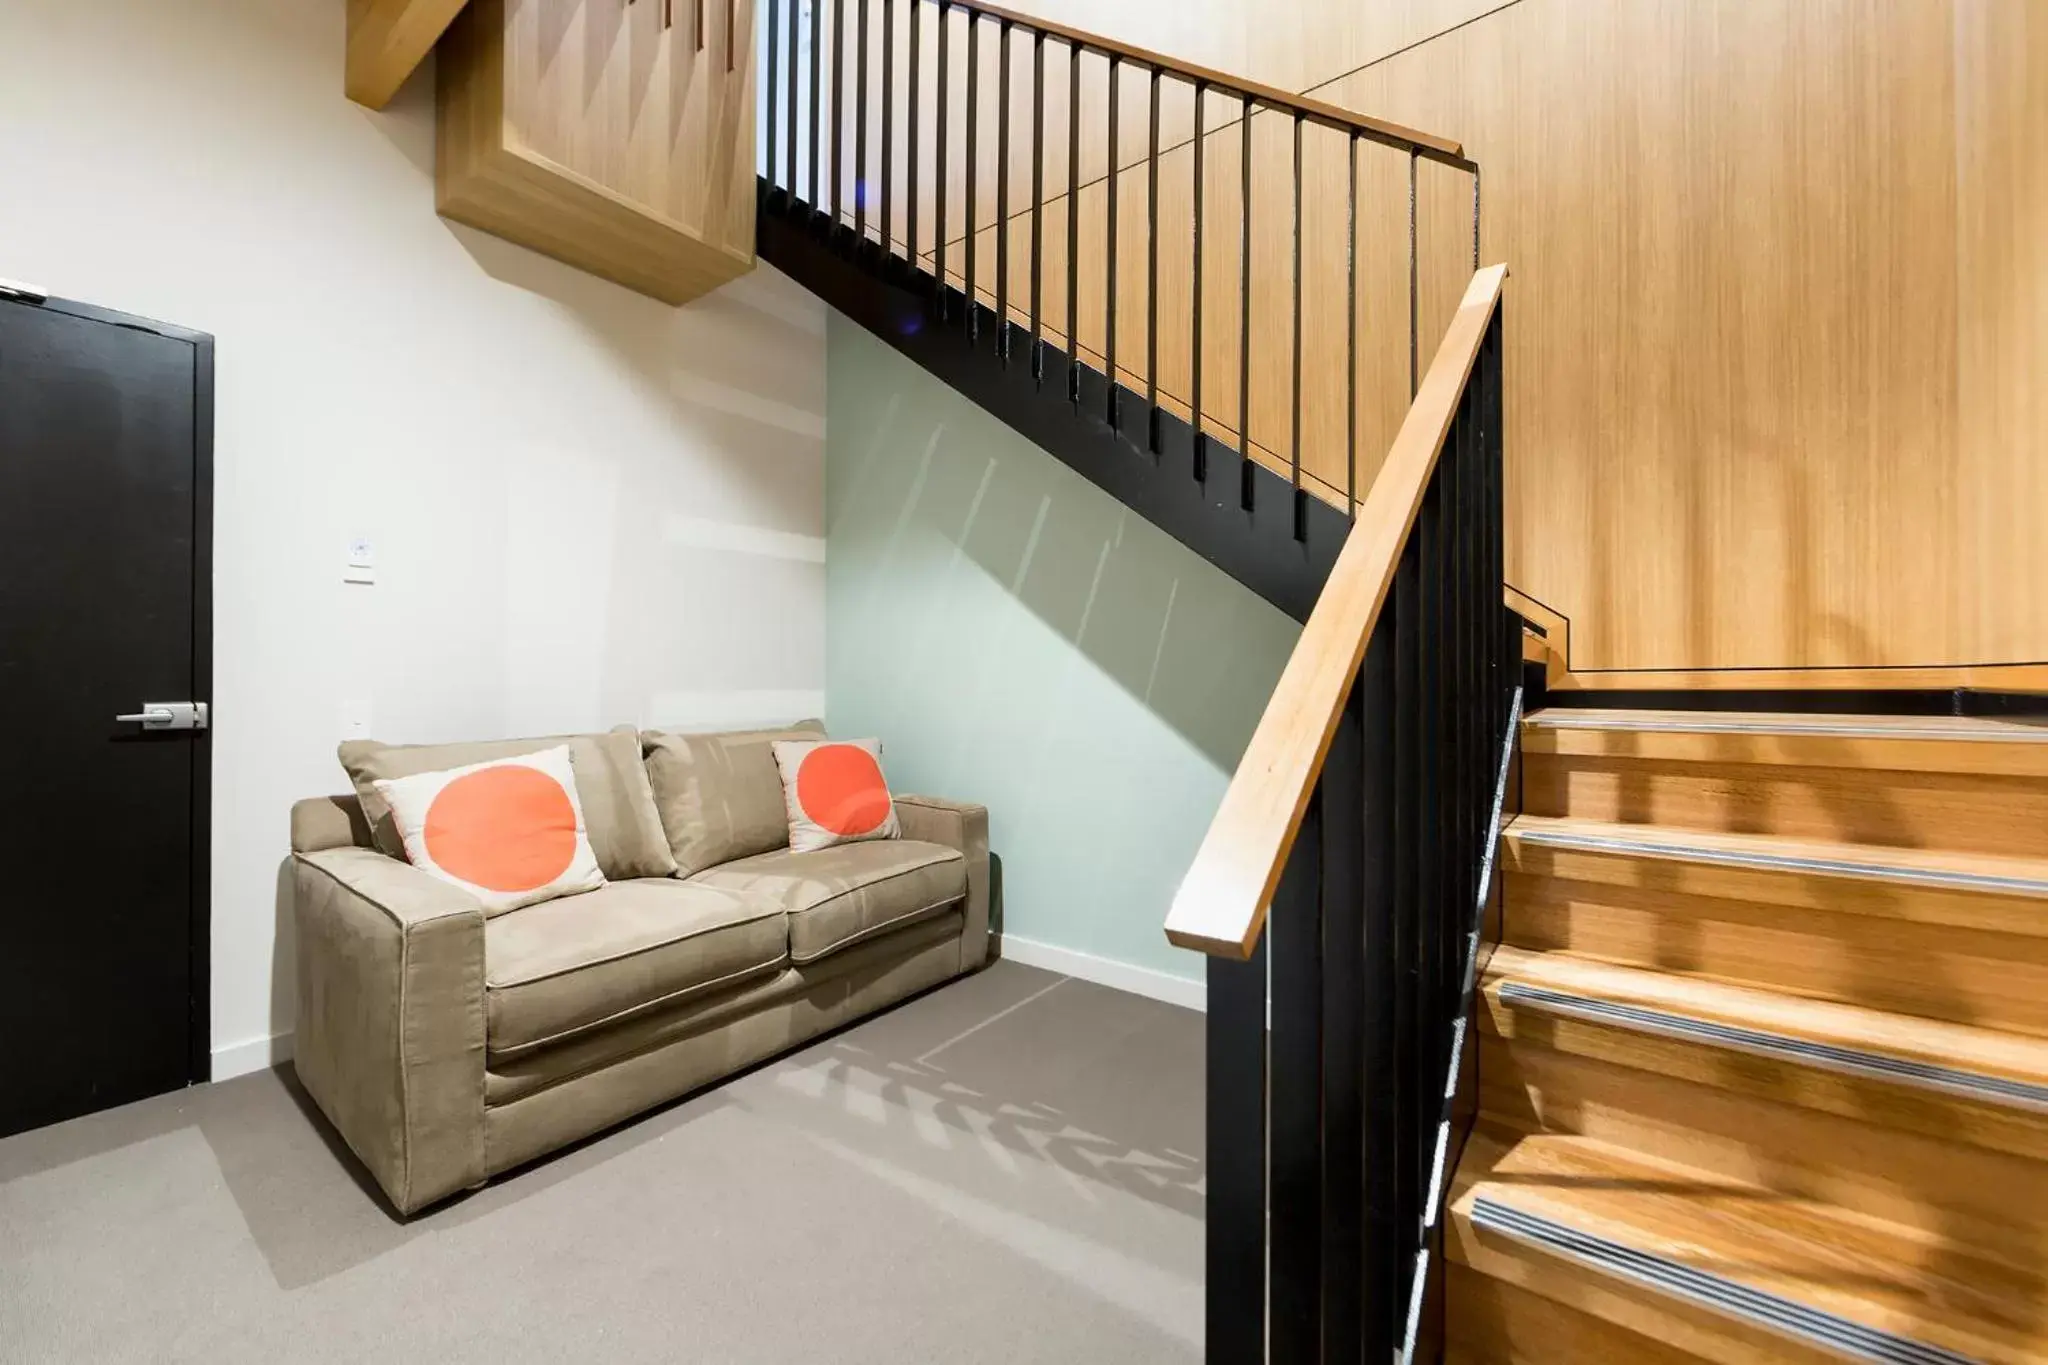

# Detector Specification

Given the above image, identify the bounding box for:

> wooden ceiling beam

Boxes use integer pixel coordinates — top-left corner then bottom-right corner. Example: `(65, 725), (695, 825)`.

(345, 0), (471, 109)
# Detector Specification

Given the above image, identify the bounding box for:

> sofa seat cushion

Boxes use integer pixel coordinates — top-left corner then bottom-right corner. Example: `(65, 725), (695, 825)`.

(484, 879), (787, 1056)
(689, 840), (966, 964)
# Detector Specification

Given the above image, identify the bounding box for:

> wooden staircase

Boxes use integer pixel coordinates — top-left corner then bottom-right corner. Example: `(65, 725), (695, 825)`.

(1447, 706), (2048, 1363)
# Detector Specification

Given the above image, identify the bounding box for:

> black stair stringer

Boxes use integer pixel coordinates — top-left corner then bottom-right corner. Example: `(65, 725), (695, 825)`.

(757, 186), (1348, 624)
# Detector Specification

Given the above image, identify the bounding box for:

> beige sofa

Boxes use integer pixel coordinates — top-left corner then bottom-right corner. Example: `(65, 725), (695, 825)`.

(288, 722), (989, 1216)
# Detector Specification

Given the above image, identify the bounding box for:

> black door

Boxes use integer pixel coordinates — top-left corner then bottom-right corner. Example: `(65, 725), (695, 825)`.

(0, 290), (212, 1138)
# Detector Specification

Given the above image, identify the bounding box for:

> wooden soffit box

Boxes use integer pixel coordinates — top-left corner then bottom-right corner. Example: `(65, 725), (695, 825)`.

(437, 0), (756, 305)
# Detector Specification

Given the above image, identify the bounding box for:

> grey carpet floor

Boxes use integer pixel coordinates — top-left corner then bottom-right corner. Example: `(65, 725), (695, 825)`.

(0, 961), (1203, 1364)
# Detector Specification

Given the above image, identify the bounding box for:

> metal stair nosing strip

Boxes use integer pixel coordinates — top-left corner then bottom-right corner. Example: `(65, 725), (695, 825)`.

(1509, 825), (2048, 900)
(1496, 982), (2048, 1115)
(1468, 1197), (1984, 1365)
(1524, 713), (2048, 743)
(1396, 686), (1527, 1365)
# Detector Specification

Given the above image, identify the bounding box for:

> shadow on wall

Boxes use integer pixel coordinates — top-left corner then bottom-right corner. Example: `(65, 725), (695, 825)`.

(826, 324), (1301, 776)
(824, 315), (1301, 979)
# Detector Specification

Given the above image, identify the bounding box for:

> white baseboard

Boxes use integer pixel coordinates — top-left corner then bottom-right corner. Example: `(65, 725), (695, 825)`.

(996, 934), (1206, 1013)
(211, 1030), (294, 1082)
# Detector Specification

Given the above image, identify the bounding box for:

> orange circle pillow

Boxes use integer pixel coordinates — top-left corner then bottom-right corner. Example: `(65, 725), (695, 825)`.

(372, 745), (606, 913)
(771, 738), (902, 852)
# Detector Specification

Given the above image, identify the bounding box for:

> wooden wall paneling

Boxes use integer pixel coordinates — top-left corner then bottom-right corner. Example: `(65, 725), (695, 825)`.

(436, 0), (755, 306)
(906, 0), (1513, 137)
(806, 0), (2043, 681)
(347, 0), (471, 109)
(1317, 0), (1999, 675)
(508, 0), (758, 257)
(1953, 0), (2048, 675)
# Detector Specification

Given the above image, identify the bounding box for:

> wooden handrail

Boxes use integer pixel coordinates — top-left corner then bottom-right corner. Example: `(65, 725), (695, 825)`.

(1163, 263), (1508, 960)
(935, 0), (1472, 169)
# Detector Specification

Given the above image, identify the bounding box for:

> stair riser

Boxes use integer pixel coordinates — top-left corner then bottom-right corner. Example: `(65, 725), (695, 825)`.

(1503, 870), (2048, 1038)
(1477, 1032), (2048, 1276)
(1524, 753), (2048, 859)
(1523, 724), (2048, 780)
(1443, 1262), (1769, 1365)
(1484, 1000), (2048, 1160)
(1447, 1226), (1874, 1365)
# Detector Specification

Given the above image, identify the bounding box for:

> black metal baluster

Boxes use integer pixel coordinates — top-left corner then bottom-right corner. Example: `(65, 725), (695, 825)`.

(1105, 55), (1120, 429)
(1030, 31), (1045, 382)
(1442, 397), (1465, 1154)
(809, 0), (824, 210)
(766, 0), (780, 195)
(966, 13), (979, 339)
(1412, 472), (1442, 1325)
(1346, 134), (1358, 513)
(1207, 941), (1268, 1363)
(1191, 81), (1206, 481)
(1066, 40), (1080, 402)
(996, 20), (1010, 361)
(1375, 538), (1422, 1355)
(832, 0), (845, 221)
(1433, 472), (1449, 1260)
(1501, 334), (1510, 744)
(907, 0), (920, 268)
(1467, 382), (1483, 991)
(1493, 311), (1507, 726)
(880, 0), (893, 256)
(1321, 667), (1369, 1362)
(856, 0), (869, 244)
(786, 0), (799, 206)
(1238, 93), (1253, 511)
(934, 1), (949, 312)
(1290, 111), (1303, 538)
(1146, 68), (1160, 451)
(1270, 795), (1325, 1362)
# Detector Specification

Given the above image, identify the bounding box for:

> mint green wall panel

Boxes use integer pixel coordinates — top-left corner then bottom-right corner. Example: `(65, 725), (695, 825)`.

(825, 316), (1300, 985)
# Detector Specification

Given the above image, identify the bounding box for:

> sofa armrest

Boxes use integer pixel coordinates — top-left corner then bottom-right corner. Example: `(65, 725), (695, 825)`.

(291, 794), (372, 853)
(292, 847), (487, 1215)
(895, 795), (991, 972)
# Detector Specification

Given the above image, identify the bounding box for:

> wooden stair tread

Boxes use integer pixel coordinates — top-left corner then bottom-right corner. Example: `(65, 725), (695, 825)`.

(1451, 1126), (2046, 1360)
(1485, 944), (2048, 1096)
(1506, 813), (2048, 904)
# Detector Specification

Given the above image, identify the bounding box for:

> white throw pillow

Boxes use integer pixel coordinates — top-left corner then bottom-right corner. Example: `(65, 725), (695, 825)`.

(372, 745), (606, 914)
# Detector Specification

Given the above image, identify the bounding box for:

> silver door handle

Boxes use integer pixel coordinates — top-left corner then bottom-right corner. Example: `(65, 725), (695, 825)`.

(116, 701), (208, 731)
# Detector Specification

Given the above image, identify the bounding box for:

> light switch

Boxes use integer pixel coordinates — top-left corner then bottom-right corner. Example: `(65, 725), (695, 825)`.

(345, 537), (376, 584)
(340, 700), (373, 740)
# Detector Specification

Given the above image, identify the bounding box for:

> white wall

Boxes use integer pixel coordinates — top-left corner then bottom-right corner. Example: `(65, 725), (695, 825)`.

(0, 0), (827, 1074)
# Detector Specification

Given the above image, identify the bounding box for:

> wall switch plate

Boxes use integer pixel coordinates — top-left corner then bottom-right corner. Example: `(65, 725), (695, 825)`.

(340, 700), (373, 740)
(345, 536), (377, 585)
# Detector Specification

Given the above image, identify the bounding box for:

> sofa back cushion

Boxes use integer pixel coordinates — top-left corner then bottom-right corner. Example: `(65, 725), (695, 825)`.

(642, 720), (826, 877)
(338, 726), (677, 880)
